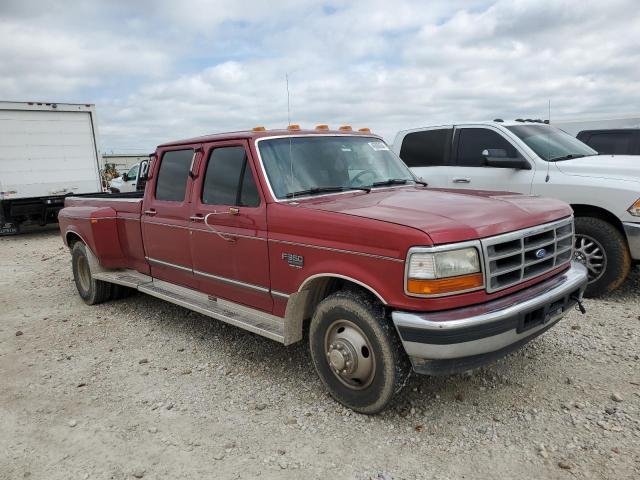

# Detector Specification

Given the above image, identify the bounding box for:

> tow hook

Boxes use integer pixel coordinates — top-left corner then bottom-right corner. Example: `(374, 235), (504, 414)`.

(572, 295), (587, 315)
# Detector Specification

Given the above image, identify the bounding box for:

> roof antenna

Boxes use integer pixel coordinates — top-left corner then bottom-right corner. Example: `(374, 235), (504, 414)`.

(545, 99), (551, 183)
(286, 73), (295, 199)
(286, 73), (291, 126)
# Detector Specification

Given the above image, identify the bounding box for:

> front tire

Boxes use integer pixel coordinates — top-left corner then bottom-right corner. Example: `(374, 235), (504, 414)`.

(71, 242), (112, 305)
(309, 290), (409, 414)
(574, 217), (630, 297)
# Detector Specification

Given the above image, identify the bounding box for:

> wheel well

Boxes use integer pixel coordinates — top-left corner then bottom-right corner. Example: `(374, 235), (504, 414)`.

(295, 276), (384, 333)
(66, 232), (83, 249)
(570, 205), (624, 234)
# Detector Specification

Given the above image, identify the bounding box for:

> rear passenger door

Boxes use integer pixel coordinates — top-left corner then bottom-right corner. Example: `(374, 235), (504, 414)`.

(398, 127), (452, 187)
(447, 126), (534, 194)
(142, 147), (199, 289)
(189, 141), (272, 312)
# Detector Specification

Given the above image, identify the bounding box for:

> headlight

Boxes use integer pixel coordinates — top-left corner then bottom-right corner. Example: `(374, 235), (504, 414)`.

(406, 246), (483, 296)
(628, 199), (640, 216)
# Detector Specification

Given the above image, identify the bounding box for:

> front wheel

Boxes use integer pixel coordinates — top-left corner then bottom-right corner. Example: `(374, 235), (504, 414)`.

(574, 217), (630, 298)
(309, 290), (409, 414)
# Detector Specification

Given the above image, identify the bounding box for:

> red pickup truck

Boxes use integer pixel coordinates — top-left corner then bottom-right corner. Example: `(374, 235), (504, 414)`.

(58, 126), (588, 413)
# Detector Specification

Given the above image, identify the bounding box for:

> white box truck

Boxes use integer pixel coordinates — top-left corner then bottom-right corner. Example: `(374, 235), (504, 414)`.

(0, 101), (104, 234)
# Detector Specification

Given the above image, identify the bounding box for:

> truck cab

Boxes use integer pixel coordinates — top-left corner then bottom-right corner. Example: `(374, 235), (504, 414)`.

(58, 126), (587, 413)
(393, 121), (640, 297)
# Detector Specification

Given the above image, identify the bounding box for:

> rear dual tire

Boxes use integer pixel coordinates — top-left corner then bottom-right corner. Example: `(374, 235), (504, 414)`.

(71, 242), (113, 305)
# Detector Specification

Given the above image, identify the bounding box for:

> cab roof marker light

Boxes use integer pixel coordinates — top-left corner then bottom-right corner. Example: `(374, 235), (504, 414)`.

(315, 124), (329, 130)
(252, 126), (266, 132)
(338, 125), (352, 131)
(287, 124), (301, 131)
(358, 127), (371, 133)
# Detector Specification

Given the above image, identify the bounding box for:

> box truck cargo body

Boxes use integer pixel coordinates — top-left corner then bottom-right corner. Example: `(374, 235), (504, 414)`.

(0, 101), (103, 234)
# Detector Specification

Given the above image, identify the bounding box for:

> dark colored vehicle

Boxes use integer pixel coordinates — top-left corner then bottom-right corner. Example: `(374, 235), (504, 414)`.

(577, 129), (640, 155)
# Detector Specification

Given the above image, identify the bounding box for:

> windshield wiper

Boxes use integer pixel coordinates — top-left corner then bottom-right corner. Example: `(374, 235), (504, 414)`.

(548, 153), (586, 162)
(371, 178), (428, 188)
(284, 186), (371, 198)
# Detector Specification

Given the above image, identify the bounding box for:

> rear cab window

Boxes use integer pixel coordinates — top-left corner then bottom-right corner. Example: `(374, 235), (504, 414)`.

(155, 149), (194, 202)
(399, 129), (452, 167)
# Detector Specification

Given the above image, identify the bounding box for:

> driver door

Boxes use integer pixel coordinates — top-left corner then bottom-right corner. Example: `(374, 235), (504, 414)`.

(447, 126), (535, 194)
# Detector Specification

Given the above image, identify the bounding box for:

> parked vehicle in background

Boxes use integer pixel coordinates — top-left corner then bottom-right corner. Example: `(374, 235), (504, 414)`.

(552, 114), (640, 137)
(109, 162), (142, 193)
(0, 101), (103, 235)
(577, 129), (640, 156)
(392, 121), (640, 297)
(58, 125), (587, 413)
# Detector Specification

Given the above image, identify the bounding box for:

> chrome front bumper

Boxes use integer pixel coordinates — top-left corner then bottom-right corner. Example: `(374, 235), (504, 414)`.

(391, 262), (588, 375)
(623, 222), (640, 260)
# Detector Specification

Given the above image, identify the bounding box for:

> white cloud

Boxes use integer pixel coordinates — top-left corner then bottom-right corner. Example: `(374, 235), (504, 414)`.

(1, 0), (639, 152)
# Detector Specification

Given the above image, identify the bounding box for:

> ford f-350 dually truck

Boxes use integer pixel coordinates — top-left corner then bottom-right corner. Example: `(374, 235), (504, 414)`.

(58, 125), (588, 413)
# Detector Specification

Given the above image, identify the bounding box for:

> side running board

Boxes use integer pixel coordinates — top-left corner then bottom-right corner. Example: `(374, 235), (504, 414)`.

(92, 270), (285, 343)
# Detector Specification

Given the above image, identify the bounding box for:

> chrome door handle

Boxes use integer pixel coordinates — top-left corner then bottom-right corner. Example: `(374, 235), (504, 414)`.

(144, 209), (157, 216)
(189, 215), (204, 222)
(452, 177), (471, 184)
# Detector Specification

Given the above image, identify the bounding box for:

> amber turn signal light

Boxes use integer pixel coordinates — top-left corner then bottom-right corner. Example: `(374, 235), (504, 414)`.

(407, 273), (483, 295)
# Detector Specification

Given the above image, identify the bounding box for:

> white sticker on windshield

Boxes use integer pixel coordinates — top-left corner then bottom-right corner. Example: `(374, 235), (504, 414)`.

(368, 141), (389, 151)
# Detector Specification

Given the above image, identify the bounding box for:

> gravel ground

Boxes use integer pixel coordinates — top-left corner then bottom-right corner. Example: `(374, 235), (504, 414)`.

(1, 229), (639, 479)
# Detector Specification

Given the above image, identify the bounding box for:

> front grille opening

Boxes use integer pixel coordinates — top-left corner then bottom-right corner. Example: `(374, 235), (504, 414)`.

(524, 258), (554, 278)
(557, 236), (572, 250)
(488, 239), (521, 256)
(556, 249), (572, 264)
(556, 224), (572, 237)
(491, 253), (522, 272)
(491, 269), (521, 289)
(524, 230), (554, 248)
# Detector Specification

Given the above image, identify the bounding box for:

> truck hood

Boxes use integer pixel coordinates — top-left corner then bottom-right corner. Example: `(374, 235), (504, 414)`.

(297, 187), (572, 244)
(555, 154), (640, 183)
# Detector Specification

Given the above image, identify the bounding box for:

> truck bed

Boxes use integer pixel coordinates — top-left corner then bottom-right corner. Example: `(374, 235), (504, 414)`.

(59, 192), (148, 274)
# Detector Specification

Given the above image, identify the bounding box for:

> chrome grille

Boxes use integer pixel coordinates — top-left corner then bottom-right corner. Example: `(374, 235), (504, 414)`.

(481, 217), (574, 293)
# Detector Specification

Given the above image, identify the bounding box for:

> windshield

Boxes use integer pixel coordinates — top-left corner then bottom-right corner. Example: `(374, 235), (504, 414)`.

(506, 124), (597, 161)
(258, 136), (416, 199)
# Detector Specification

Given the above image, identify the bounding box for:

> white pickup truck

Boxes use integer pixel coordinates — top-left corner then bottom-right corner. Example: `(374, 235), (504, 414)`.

(392, 120), (640, 297)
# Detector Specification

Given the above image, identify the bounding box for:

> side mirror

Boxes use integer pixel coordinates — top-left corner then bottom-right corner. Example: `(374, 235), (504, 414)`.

(136, 159), (150, 192)
(482, 149), (531, 170)
(122, 172), (129, 181)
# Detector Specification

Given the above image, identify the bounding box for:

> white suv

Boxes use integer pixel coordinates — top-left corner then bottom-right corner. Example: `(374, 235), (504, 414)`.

(392, 121), (640, 297)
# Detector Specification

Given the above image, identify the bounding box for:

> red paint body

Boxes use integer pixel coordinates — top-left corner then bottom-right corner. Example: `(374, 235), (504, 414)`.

(58, 129), (573, 318)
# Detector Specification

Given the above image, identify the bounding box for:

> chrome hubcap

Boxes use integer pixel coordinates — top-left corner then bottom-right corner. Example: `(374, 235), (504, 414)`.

(325, 320), (375, 390)
(574, 234), (606, 283)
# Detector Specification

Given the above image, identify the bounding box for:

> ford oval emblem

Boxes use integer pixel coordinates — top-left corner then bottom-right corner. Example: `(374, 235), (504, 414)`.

(535, 248), (547, 259)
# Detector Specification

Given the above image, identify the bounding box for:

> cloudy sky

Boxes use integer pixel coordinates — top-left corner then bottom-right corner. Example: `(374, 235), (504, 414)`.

(1, 0), (639, 153)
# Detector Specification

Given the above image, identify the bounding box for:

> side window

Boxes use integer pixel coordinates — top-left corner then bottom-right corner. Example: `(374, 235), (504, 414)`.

(127, 164), (139, 180)
(399, 129), (452, 167)
(155, 149), (193, 202)
(456, 128), (520, 167)
(202, 146), (260, 207)
(587, 132), (635, 155)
